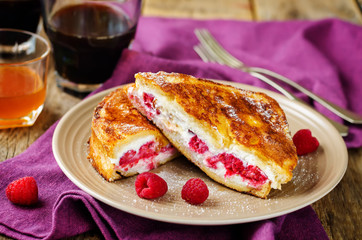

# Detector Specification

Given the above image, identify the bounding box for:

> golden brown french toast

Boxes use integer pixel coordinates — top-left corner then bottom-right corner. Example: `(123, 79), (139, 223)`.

(88, 85), (179, 181)
(127, 72), (298, 198)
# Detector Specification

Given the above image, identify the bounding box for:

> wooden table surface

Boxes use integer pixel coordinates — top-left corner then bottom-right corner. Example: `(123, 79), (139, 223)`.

(1, 0), (361, 239)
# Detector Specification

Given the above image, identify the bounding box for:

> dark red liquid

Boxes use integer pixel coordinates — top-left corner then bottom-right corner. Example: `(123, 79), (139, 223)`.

(0, 0), (41, 33)
(44, 3), (137, 84)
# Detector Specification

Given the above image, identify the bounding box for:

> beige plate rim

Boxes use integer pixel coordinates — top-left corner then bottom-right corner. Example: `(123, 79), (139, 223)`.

(52, 81), (348, 226)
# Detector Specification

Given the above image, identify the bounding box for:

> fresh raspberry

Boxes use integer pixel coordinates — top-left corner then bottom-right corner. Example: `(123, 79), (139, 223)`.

(181, 178), (209, 205)
(135, 172), (168, 199)
(293, 129), (320, 155)
(5, 176), (38, 206)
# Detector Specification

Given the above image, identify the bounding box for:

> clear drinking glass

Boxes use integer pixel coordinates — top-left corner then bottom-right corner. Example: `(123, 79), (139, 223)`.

(0, 29), (50, 129)
(42, 0), (142, 97)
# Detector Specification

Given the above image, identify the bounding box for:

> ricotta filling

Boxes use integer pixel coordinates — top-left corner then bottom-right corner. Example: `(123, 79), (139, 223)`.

(130, 86), (280, 189)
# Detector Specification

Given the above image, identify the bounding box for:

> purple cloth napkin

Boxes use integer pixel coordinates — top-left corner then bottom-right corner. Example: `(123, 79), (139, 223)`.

(3, 16), (361, 239)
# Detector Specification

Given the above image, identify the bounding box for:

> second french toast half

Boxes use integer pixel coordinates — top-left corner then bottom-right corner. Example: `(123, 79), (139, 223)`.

(88, 85), (179, 181)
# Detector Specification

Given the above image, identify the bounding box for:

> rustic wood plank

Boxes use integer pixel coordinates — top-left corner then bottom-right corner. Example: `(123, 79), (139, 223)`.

(312, 147), (362, 240)
(253, 0), (362, 24)
(142, 0), (253, 20)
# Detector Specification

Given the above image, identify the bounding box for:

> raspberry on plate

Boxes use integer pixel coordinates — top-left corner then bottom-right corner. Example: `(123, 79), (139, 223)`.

(292, 129), (320, 155)
(135, 172), (168, 199)
(5, 176), (38, 206)
(181, 178), (209, 205)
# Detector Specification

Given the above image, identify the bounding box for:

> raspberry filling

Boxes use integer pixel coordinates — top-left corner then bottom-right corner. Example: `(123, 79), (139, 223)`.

(206, 153), (268, 186)
(189, 134), (209, 154)
(118, 141), (173, 171)
(143, 93), (161, 116)
(188, 133), (267, 186)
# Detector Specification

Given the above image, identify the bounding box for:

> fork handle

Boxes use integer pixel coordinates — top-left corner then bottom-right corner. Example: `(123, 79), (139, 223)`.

(249, 67), (362, 124)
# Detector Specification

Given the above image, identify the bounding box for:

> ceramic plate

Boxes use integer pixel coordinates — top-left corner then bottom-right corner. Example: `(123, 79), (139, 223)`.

(52, 81), (348, 225)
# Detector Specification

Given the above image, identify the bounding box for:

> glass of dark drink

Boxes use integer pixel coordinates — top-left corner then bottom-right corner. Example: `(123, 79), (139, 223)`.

(42, 0), (141, 97)
(0, 0), (41, 33)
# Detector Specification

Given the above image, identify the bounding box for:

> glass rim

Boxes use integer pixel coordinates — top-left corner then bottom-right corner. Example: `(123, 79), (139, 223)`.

(0, 28), (51, 66)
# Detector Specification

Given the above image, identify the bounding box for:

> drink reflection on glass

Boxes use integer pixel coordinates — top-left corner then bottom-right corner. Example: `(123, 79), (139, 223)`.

(0, 0), (41, 33)
(42, 0), (142, 97)
(0, 29), (50, 129)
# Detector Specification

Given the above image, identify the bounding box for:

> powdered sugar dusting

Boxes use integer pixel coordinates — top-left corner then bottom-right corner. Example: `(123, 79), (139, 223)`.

(244, 94), (289, 134)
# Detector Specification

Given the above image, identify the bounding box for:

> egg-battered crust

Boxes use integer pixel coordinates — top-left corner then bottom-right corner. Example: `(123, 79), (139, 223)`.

(88, 85), (175, 181)
(91, 85), (169, 153)
(134, 72), (298, 192)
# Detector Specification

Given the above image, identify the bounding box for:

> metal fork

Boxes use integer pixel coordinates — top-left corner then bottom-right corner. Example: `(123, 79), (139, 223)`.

(194, 36), (349, 136)
(194, 28), (362, 125)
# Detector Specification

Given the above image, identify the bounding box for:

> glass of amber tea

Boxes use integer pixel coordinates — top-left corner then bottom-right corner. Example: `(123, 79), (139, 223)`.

(0, 29), (50, 129)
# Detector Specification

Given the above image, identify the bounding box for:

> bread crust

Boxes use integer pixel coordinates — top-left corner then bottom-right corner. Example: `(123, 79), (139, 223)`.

(88, 85), (177, 181)
(131, 72), (298, 198)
